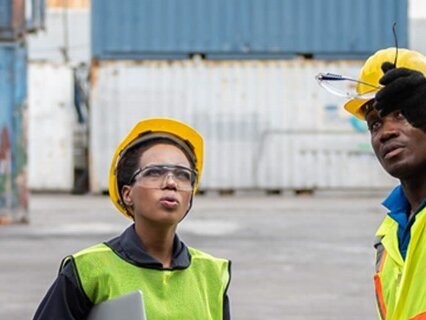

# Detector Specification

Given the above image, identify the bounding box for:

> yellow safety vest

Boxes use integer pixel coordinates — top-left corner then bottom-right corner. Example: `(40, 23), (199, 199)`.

(68, 243), (230, 320)
(374, 206), (426, 320)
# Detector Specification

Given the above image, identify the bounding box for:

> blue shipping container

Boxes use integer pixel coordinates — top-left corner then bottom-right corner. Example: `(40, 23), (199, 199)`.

(92, 0), (407, 60)
(0, 41), (28, 218)
(0, 0), (25, 40)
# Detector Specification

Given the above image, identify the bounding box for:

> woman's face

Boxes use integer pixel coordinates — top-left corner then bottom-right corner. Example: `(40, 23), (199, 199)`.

(122, 143), (193, 227)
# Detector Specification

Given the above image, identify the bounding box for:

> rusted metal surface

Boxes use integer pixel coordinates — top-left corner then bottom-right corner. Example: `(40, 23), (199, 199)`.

(0, 41), (28, 223)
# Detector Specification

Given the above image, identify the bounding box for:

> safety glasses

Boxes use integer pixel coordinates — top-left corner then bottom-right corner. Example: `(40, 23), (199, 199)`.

(315, 73), (382, 99)
(316, 23), (400, 100)
(129, 164), (198, 191)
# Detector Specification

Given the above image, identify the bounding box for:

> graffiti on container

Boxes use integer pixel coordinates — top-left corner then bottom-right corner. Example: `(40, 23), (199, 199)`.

(0, 125), (12, 208)
(14, 107), (29, 210)
(0, 105), (29, 211)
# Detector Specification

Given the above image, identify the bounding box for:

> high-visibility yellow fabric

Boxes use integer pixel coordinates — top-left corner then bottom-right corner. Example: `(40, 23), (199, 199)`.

(71, 243), (230, 320)
(374, 206), (426, 319)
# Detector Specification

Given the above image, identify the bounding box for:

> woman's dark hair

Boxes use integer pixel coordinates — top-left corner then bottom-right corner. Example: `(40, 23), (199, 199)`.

(116, 138), (195, 198)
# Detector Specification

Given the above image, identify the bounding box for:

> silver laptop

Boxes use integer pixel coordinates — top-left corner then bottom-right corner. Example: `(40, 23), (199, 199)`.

(87, 290), (146, 320)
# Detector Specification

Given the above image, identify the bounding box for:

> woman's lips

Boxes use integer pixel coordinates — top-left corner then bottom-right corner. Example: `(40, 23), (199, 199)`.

(159, 196), (179, 209)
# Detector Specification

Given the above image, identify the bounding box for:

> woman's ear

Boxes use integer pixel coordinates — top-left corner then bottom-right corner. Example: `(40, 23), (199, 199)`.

(121, 185), (134, 207)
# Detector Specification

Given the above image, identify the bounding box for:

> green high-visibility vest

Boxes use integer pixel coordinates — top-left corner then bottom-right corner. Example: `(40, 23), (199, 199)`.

(69, 243), (230, 320)
(374, 206), (426, 320)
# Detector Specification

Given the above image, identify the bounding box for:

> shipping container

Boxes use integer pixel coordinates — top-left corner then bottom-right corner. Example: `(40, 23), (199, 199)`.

(89, 59), (397, 193)
(47, 0), (89, 9)
(257, 133), (396, 190)
(0, 41), (28, 222)
(28, 6), (90, 63)
(409, 18), (426, 55)
(28, 63), (75, 191)
(0, 0), (26, 39)
(26, 0), (46, 32)
(91, 0), (407, 60)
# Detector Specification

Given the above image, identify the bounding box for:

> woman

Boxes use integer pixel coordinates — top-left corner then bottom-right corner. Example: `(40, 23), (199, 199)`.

(34, 118), (231, 319)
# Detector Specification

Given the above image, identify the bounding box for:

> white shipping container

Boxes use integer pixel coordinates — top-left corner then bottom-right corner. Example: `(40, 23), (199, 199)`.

(90, 59), (397, 192)
(409, 18), (426, 56)
(28, 8), (90, 64)
(28, 63), (75, 191)
(257, 133), (397, 190)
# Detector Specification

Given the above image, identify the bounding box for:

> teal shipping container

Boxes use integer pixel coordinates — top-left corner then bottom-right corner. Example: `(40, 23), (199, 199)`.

(0, 41), (28, 223)
(92, 0), (407, 60)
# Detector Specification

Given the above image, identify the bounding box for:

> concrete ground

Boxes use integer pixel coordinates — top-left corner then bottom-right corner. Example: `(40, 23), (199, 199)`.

(0, 191), (387, 320)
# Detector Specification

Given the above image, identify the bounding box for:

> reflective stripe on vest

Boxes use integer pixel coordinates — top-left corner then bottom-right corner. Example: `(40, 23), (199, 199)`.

(410, 312), (426, 320)
(374, 274), (387, 320)
(374, 207), (426, 320)
(72, 243), (230, 320)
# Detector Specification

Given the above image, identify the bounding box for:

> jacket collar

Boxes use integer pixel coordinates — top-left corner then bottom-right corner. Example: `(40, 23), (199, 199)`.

(105, 224), (191, 270)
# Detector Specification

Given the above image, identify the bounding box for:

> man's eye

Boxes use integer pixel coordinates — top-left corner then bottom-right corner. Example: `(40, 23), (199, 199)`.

(393, 111), (405, 120)
(368, 120), (381, 132)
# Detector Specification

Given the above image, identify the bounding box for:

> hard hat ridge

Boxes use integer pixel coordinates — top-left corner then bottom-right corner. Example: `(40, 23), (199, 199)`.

(120, 131), (197, 169)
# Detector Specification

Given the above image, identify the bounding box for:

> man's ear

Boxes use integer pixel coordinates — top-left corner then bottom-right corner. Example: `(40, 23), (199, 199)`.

(121, 185), (133, 207)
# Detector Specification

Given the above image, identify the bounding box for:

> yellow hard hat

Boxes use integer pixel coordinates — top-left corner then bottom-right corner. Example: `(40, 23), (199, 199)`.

(344, 48), (426, 119)
(109, 118), (204, 219)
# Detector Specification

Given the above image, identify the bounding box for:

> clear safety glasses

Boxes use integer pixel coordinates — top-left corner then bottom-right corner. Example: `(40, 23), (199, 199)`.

(315, 73), (382, 99)
(316, 23), (400, 100)
(129, 164), (198, 191)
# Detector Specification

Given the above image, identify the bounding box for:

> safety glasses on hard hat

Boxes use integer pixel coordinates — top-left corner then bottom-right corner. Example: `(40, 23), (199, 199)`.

(129, 164), (198, 191)
(315, 73), (382, 99)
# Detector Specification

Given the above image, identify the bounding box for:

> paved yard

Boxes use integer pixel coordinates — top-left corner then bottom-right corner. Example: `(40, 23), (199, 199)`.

(0, 191), (387, 319)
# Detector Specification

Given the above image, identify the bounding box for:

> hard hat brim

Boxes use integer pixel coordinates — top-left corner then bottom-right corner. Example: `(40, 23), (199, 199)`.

(344, 98), (371, 120)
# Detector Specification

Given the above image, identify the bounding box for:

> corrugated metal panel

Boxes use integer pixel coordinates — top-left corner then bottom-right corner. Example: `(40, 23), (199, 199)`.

(409, 18), (426, 56)
(28, 7), (90, 63)
(0, 41), (28, 221)
(0, 0), (26, 40)
(89, 59), (397, 193)
(91, 0), (407, 60)
(28, 63), (75, 191)
(257, 134), (396, 189)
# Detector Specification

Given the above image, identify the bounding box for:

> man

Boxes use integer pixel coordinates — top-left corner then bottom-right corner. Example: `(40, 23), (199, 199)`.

(343, 48), (426, 320)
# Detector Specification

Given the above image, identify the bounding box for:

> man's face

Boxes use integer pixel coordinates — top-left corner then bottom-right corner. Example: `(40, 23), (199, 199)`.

(365, 108), (426, 179)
